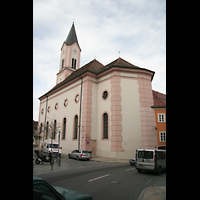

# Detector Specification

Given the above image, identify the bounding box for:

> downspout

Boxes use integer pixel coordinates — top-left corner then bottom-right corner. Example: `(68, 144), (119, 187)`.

(43, 96), (48, 142)
(78, 77), (83, 149)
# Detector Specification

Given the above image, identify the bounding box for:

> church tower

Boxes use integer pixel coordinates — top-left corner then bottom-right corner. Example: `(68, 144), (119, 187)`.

(56, 23), (81, 84)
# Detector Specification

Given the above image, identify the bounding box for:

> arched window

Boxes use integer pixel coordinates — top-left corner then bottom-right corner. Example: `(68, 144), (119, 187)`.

(71, 58), (77, 69)
(74, 59), (76, 69)
(52, 120), (56, 139)
(61, 59), (64, 69)
(103, 113), (108, 139)
(39, 123), (43, 134)
(62, 118), (66, 139)
(72, 58), (74, 68)
(46, 121), (49, 139)
(74, 115), (78, 139)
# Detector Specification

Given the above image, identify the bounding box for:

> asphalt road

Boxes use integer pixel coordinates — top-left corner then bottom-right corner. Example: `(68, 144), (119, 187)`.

(38, 164), (166, 200)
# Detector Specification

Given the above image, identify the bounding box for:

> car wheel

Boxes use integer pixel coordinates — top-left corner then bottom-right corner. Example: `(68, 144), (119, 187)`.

(68, 154), (71, 159)
(35, 159), (40, 164)
(50, 159), (54, 165)
(77, 156), (80, 161)
(157, 166), (162, 175)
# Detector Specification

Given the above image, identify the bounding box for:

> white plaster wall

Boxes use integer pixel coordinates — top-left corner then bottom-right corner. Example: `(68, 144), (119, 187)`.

(38, 80), (82, 155)
(95, 78), (111, 157)
(120, 76), (142, 158)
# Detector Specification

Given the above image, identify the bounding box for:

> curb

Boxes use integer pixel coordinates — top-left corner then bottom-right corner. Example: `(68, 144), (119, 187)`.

(91, 157), (129, 164)
(137, 186), (166, 200)
(137, 187), (149, 200)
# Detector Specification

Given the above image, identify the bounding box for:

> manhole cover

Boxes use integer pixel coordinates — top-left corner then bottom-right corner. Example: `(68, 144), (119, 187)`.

(109, 180), (119, 184)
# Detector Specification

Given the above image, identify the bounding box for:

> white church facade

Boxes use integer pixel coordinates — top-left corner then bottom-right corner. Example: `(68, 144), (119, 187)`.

(37, 23), (158, 159)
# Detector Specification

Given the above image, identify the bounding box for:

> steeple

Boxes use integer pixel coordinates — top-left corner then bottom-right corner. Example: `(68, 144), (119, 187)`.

(56, 23), (81, 85)
(64, 22), (81, 50)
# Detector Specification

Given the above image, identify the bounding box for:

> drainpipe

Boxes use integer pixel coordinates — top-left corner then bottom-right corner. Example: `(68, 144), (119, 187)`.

(78, 77), (83, 149)
(43, 96), (48, 142)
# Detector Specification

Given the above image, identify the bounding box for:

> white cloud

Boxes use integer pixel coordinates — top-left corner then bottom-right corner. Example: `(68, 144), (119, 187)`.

(33, 0), (166, 120)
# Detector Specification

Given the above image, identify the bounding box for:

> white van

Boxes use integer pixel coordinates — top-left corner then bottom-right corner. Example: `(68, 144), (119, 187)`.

(40, 141), (62, 157)
(135, 149), (166, 174)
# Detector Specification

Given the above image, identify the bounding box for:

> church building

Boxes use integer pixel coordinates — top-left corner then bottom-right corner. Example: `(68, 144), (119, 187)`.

(38, 23), (158, 159)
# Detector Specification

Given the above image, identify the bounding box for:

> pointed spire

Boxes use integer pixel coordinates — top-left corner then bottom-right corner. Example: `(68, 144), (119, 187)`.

(65, 23), (80, 48)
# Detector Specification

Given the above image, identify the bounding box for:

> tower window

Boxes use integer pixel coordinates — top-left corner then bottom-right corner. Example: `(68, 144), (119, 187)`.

(74, 59), (76, 69)
(71, 58), (77, 69)
(62, 59), (64, 69)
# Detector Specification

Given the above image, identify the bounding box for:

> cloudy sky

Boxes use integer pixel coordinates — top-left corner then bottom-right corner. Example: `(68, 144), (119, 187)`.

(33, 0), (166, 121)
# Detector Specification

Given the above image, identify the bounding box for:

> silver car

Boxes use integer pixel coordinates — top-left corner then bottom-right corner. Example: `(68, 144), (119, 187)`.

(129, 158), (136, 166)
(68, 149), (92, 161)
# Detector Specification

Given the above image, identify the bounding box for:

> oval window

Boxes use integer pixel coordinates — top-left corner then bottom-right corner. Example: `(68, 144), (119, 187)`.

(102, 91), (108, 99)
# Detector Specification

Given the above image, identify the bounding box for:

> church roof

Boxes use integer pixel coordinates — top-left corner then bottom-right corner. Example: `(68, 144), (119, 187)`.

(39, 57), (155, 100)
(102, 57), (155, 80)
(104, 57), (141, 69)
(64, 23), (81, 50)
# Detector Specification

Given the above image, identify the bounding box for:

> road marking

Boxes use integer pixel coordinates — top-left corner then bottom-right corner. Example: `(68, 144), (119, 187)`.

(88, 174), (110, 182)
(126, 168), (135, 171)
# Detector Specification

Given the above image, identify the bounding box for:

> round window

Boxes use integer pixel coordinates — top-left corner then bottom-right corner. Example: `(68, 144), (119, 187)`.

(75, 94), (79, 102)
(102, 91), (108, 99)
(64, 99), (68, 107)
(47, 106), (51, 113)
(55, 103), (58, 110)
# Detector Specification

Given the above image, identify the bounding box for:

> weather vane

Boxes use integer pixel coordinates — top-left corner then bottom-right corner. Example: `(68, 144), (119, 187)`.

(118, 51), (120, 57)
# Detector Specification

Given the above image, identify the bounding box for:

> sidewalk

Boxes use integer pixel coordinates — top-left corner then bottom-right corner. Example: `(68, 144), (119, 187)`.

(138, 186), (166, 200)
(91, 155), (129, 163)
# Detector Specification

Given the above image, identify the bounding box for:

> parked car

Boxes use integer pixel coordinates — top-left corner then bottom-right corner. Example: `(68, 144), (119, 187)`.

(135, 149), (166, 174)
(33, 176), (93, 200)
(129, 158), (136, 166)
(68, 150), (92, 161)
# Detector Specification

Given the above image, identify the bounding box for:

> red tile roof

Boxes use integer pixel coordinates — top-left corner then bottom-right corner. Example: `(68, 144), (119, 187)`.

(39, 57), (155, 100)
(152, 90), (166, 108)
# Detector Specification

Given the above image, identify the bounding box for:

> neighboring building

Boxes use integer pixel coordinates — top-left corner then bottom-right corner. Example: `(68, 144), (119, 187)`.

(37, 23), (158, 159)
(152, 90), (166, 148)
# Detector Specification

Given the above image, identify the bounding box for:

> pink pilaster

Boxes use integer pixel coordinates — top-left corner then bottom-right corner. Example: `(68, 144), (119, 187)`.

(110, 72), (123, 152)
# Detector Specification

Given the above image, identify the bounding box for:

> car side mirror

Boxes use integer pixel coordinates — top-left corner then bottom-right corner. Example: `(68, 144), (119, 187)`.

(60, 147), (62, 149)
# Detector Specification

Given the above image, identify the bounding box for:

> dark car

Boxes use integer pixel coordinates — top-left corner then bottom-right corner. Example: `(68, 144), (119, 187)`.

(33, 176), (93, 200)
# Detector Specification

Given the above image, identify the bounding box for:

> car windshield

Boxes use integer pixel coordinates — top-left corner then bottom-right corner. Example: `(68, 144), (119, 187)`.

(49, 144), (59, 148)
(82, 151), (90, 154)
(138, 151), (153, 159)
